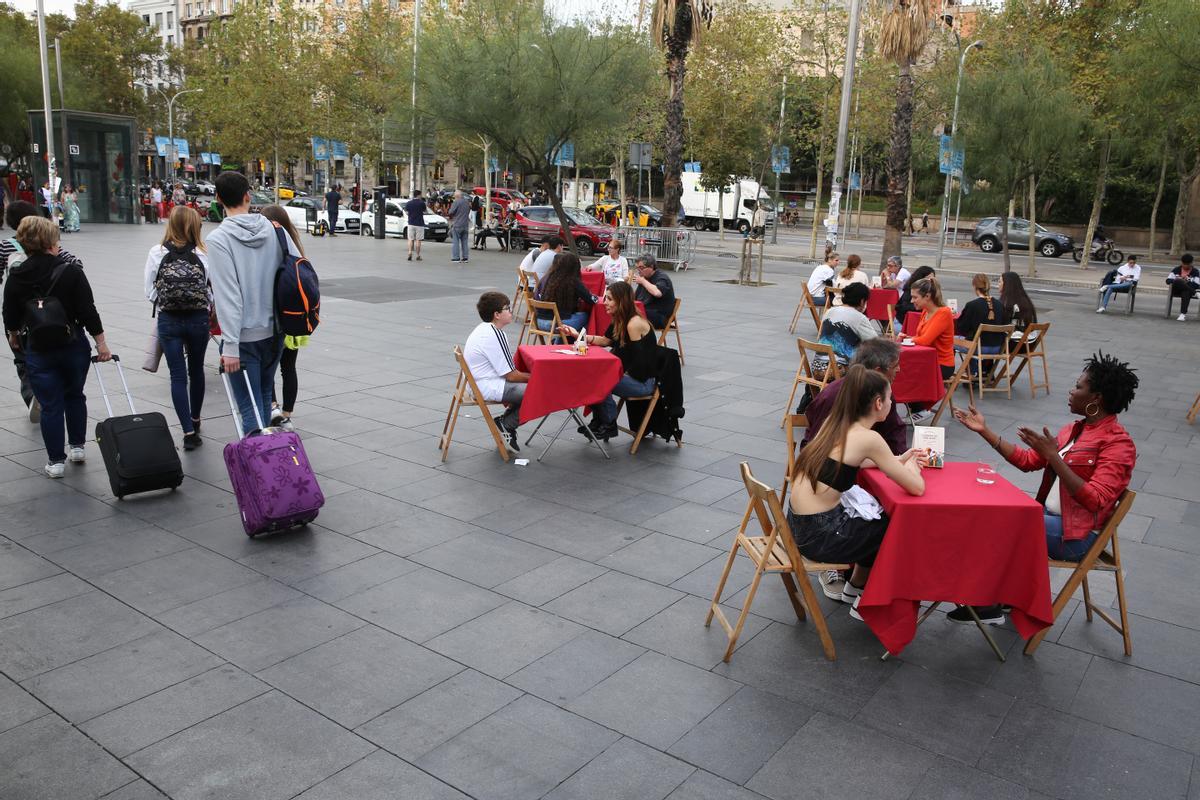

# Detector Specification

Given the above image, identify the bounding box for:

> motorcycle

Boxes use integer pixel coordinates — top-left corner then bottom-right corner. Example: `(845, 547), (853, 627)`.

(1073, 237), (1123, 265)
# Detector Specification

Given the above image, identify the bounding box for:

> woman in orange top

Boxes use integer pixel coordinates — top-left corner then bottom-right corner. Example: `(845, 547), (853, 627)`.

(901, 276), (954, 420)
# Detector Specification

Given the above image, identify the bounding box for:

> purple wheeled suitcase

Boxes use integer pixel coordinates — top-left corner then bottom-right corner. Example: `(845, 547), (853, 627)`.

(221, 370), (324, 538)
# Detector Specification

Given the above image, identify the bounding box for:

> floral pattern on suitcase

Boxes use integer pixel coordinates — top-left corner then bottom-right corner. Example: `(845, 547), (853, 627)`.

(224, 430), (324, 536)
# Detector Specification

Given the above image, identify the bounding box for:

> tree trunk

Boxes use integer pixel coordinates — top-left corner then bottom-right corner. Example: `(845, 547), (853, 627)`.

(882, 62), (913, 270)
(1079, 136), (1110, 270)
(273, 143), (280, 204)
(617, 147), (626, 218)
(545, 163), (579, 257)
(661, 52), (686, 228)
(718, 186), (725, 241)
(1001, 191), (1014, 273)
(1027, 173), (1038, 278)
(1149, 141), (1168, 261)
(904, 167), (913, 234)
(1171, 150), (1200, 257)
(809, 90), (831, 259)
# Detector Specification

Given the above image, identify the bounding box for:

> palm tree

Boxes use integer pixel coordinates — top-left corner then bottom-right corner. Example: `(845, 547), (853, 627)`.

(651, 0), (712, 228)
(878, 0), (933, 267)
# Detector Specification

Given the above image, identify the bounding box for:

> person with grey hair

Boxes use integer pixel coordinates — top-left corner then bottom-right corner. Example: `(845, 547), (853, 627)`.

(447, 189), (472, 263)
(632, 253), (675, 328)
(798, 337), (907, 600)
(880, 255), (909, 290)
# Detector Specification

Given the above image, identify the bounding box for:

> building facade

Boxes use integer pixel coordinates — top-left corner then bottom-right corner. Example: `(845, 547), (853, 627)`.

(129, 0), (182, 94)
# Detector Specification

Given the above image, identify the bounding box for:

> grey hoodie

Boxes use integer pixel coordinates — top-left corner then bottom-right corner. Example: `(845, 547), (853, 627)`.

(205, 213), (300, 350)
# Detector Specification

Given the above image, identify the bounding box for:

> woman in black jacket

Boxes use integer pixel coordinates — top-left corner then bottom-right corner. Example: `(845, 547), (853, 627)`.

(2, 217), (110, 478)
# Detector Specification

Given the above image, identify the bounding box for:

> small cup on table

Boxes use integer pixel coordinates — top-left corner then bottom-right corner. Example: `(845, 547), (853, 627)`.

(976, 462), (996, 485)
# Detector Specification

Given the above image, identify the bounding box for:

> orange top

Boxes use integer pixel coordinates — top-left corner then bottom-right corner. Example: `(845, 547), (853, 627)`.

(913, 306), (955, 367)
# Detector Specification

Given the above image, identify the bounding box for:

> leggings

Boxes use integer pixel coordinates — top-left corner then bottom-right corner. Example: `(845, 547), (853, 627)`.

(271, 346), (299, 413)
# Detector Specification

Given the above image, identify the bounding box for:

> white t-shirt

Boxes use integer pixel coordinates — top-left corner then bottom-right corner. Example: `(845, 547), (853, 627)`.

(532, 248), (559, 281)
(1045, 440), (1074, 516)
(464, 322), (516, 401)
(519, 248), (542, 274)
(587, 255), (629, 285)
(807, 264), (836, 296)
(892, 267), (911, 288)
(151, 188), (163, 203)
(1115, 263), (1140, 283)
(821, 305), (879, 345)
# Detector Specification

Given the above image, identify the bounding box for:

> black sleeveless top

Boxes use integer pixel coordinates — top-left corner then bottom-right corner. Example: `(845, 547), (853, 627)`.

(818, 458), (859, 492)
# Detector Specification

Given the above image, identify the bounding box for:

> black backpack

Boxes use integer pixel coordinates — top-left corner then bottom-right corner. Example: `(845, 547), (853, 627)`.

(154, 244), (209, 313)
(271, 222), (321, 336)
(23, 263), (75, 352)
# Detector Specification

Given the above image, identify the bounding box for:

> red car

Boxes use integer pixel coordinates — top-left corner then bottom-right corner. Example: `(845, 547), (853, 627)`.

(472, 187), (529, 209)
(512, 205), (616, 256)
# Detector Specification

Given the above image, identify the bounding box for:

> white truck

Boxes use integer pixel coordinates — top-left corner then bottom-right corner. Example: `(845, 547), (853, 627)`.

(679, 172), (774, 233)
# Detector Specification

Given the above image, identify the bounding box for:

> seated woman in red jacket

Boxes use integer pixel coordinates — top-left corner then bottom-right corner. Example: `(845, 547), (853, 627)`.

(900, 276), (954, 421)
(952, 352), (1138, 625)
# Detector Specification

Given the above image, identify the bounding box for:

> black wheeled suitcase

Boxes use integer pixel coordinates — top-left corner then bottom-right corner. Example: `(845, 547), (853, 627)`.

(92, 355), (184, 499)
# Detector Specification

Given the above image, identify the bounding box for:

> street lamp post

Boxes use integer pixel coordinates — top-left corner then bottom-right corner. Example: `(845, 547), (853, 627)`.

(35, 0), (56, 198)
(935, 37), (983, 271)
(49, 38), (70, 188)
(823, 0), (863, 251)
(408, 0), (421, 196)
(157, 87), (201, 183)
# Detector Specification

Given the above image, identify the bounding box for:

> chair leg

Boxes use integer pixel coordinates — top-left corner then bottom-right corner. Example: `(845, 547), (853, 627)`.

(706, 539), (742, 626)
(629, 394), (658, 455)
(781, 370), (803, 429)
(1024, 553), (1103, 656)
(1114, 565), (1132, 656)
(795, 571), (837, 661)
(478, 398), (511, 462)
(439, 376), (465, 452)
(789, 302), (803, 334)
(778, 572), (807, 622)
(674, 326), (684, 365)
(1081, 575), (1093, 621)
(722, 561), (767, 662)
(439, 389), (465, 461)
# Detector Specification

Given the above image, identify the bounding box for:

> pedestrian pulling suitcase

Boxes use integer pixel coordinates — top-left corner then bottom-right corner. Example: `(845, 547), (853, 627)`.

(221, 369), (323, 538)
(92, 355), (184, 499)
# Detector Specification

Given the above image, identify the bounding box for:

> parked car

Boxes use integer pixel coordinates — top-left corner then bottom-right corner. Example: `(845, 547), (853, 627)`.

(971, 216), (1074, 258)
(281, 196), (361, 233)
(193, 180), (216, 195)
(361, 196), (449, 241)
(585, 202), (663, 227)
(248, 190), (275, 215)
(511, 205), (615, 256)
(472, 186), (529, 209)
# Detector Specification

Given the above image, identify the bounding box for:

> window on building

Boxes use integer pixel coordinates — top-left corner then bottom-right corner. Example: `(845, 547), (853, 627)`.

(143, 14), (151, 26)
(154, 12), (162, 29)
(168, 34), (174, 45)
(167, 11), (173, 27)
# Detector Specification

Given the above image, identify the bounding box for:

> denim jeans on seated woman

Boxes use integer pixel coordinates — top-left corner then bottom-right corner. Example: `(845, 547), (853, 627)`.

(595, 374), (656, 424)
(1044, 511), (1099, 561)
(954, 341), (1002, 375)
(158, 309), (210, 433)
(536, 311), (589, 343)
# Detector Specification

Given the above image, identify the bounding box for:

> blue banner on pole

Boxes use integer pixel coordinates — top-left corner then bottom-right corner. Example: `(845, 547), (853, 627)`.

(173, 138), (189, 159)
(771, 145), (790, 174)
(312, 137), (328, 160)
(951, 146), (964, 178)
(554, 141), (575, 167)
(154, 136), (171, 157)
(939, 135), (954, 175)
(489, 157), (499, 173)
(849, 172), (860, 191)
(683, 161), (701, 173)
(331, 139), (349, 159)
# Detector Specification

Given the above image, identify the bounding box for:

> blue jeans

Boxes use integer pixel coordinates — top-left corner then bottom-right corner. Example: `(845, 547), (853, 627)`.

(595, 374), (656, 424)
(158, 310), (209, 433)
(223, 335), (283, 435)
(955, 341), (1002, 375)
(25, 334), (91, 463)
(451, 228), (470, 260)
(1044, 512), (1099, 561)
(1099, 283), (1133, 308)
(537, 310), (589, 343)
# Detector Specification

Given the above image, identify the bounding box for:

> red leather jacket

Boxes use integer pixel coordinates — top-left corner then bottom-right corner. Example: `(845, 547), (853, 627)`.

(1005, 415), (1135, 541)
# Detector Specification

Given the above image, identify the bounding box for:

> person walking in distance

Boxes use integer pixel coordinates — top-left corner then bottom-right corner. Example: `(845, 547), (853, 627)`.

(448, 189), (472, 263)
(324, 184), (342, 236)
(405, 190), (426, 262)
(206, 171), (298, 435)
(151, 182), (164, 222)
(920, 209), (930, 234)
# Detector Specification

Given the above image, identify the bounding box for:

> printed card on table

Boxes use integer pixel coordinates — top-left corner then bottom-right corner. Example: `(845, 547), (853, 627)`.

(947, 298), (959, 314)
(871, 275), (882, 289)
(912, 426), (945, 468)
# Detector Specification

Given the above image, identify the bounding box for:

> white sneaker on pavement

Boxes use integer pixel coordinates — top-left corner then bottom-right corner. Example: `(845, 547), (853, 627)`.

(44, 462), (65, 478)
(1096, 307), (1105, 313)
(1179, 314), (1188, 322)
(67, 446), (86, 463)
(909, 409), (935, 424)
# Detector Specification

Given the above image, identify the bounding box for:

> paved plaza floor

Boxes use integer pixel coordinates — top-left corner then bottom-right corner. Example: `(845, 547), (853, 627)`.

(1, 222), (1197, 800)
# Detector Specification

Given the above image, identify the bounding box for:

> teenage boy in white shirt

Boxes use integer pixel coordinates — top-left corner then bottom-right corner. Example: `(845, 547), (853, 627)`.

(463, 292), (529, 451)
(1097, 254), (1141, 312)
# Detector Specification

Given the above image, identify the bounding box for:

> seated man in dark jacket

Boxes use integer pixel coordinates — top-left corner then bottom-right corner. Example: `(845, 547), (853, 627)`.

(632, 253), (676, 328)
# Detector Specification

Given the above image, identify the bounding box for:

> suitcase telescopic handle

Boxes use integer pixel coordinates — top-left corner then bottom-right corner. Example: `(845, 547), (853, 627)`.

(219, 366), (266, 440)
(90, 354), (136, 417)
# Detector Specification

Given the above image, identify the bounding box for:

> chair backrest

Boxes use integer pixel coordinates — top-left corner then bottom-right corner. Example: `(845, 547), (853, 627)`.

(823, 286), (842, 307)
(974, 323), (1015, 355)
(663, 297), (682, 329)
(528, 298), (564, 341)
(1094, 489), (1136, 555)
(801, 282), (817, 306)
(1015, 321), (1050, 353)
(453, 345), (490, 402)
(739, 462), (804, 569)
(797, 338), (841, 389)
(783, 413), (808, 493)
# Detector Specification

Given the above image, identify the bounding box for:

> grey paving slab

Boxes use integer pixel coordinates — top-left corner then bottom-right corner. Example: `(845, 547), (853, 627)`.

(985, 637), (1094, 713)
(544, 569), (684, 636)
(408, 529), (561, 588)
(415, 694), (620, 800)
(546, 737), (695, 800)
(506, 629), (646, 704)
(911, 758), (1033, 800)
(0, 714), (137, 800)
(0, 490), (119, 539)
(887, 610), (1022, 685)
(666, 770), (771, 800)
(257, 625), (461, 728)
(334, 565), (507, 643)
(0, 537), (61, 591)
(507, 507), (652, 561)
(15, 514), (156, 556)
(568, 651), (741, 750)
(20, 629), (223, 723)
(46, 527), (193, 579)
(1068, 656), (1200, 754)
(230, 528), (380, 584)
(97, 781), (169, 800)
(193, 595), (365, 672)
(80, 664), (270, 758)
(492, 555), (609, 606)
(641, 501), (746, 544)
(294, 749), (470, 799)
(624, 595), (771, 669)
(293, 551), (420, 602)
(356, 669), (522, 761)
(600, 532), (724, 586)
(747, 711), (936, 800)
(425, 600), (585, 678)
(94, 547), (264, 616)
(351, 510), (480, 556)
(1058, 608), (1200, 686)
(152, 576), (304, 637)
(0, 591), (161, 681)
(0, 572), (92, 621)
(0, 674), (49, 735)
(978, 700), (1193, 800)
(127, 691), (375, 800)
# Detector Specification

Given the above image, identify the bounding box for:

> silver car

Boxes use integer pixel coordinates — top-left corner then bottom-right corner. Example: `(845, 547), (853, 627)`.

(971, 216), (1074, 258)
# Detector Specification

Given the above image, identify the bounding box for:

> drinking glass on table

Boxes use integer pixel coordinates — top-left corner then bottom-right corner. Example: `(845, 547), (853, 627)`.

(976, 462), (996, 485)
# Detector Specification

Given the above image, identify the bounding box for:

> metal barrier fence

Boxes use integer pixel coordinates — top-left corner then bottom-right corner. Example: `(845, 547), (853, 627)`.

(616, 226), (697, 272)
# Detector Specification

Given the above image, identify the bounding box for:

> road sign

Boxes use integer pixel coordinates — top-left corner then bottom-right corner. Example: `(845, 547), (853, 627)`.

(32, 143), (40, 154)
(629, 142), (652, 169)
(950, 146), (964, 178)
(771, 145), (790, 174)
(352, 153), (363, 168)
(69, 144), (79, 156)
(553, 141), (574, 168)
(849, 172), (860, 191)
(489, 157), (499, 173)
(683, 161), (701, 172)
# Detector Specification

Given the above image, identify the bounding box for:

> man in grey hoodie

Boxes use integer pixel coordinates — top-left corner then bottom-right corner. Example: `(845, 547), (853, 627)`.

(207, 171), (299, 434)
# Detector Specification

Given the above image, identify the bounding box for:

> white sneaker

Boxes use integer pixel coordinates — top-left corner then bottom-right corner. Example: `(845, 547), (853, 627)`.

(909, 409), (935, 424)
(819, 570), (847, 602)
(67, 446), (85, 463)
(848, 595), (864, 622)
(44, 462), (65, 478)
(270, 406), (285, 426)
(278, 417), (295, 432)
(841, 581), (864, 605)
(1179, 314), (1188, 322)
(1096, 307), (1105, 313)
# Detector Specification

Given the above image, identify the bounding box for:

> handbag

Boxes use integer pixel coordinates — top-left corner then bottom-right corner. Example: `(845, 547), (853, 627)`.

(143, 321), (164, 372)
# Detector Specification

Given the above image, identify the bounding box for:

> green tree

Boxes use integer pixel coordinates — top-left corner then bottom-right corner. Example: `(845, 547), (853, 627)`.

(60, 0), (160, 120)
(417, 0), (654, 254)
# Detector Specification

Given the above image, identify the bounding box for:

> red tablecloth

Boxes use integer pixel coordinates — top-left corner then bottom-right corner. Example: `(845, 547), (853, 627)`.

(866, 288), (899, 322)
(589, 300), (646, 338)
(902, 310), (921, 336)
(892, 345), (944, 405)
(581, 270), (605, 297)
(514, 345), (623, 424)
(857, 463), (1053, 655)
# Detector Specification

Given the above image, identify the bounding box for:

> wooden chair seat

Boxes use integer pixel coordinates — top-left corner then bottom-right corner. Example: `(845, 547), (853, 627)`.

(996, 322), (1051, 398)
(526, 298), (564, 345)
(970, 323), (1016, 399)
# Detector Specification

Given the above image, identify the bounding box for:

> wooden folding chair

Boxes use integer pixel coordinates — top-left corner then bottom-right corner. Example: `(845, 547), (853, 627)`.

(655, 298), (684, 365)
(1004, 322), (1051, 398)
(971, 323), (1016, 399)
(706, 462), (848, 662)
(1188, 391), (1200, 424)
(789, 284), (822, 334)
(614, 387), (683, 455)
(782, 413), (808, 493)
(517, 285), (536, 344)
(438, 346), (511, 462)
(525, 299), (564, 345)
(822, 286), (843, 317)
(930, 336), (977, 426)
(512, 268), (532, 320)
(782, 339), (841, 428)
(1024, 490), (1135, 657)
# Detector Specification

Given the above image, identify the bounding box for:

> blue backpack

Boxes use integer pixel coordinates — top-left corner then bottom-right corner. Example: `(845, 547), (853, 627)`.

(271, 222), (320, 336)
